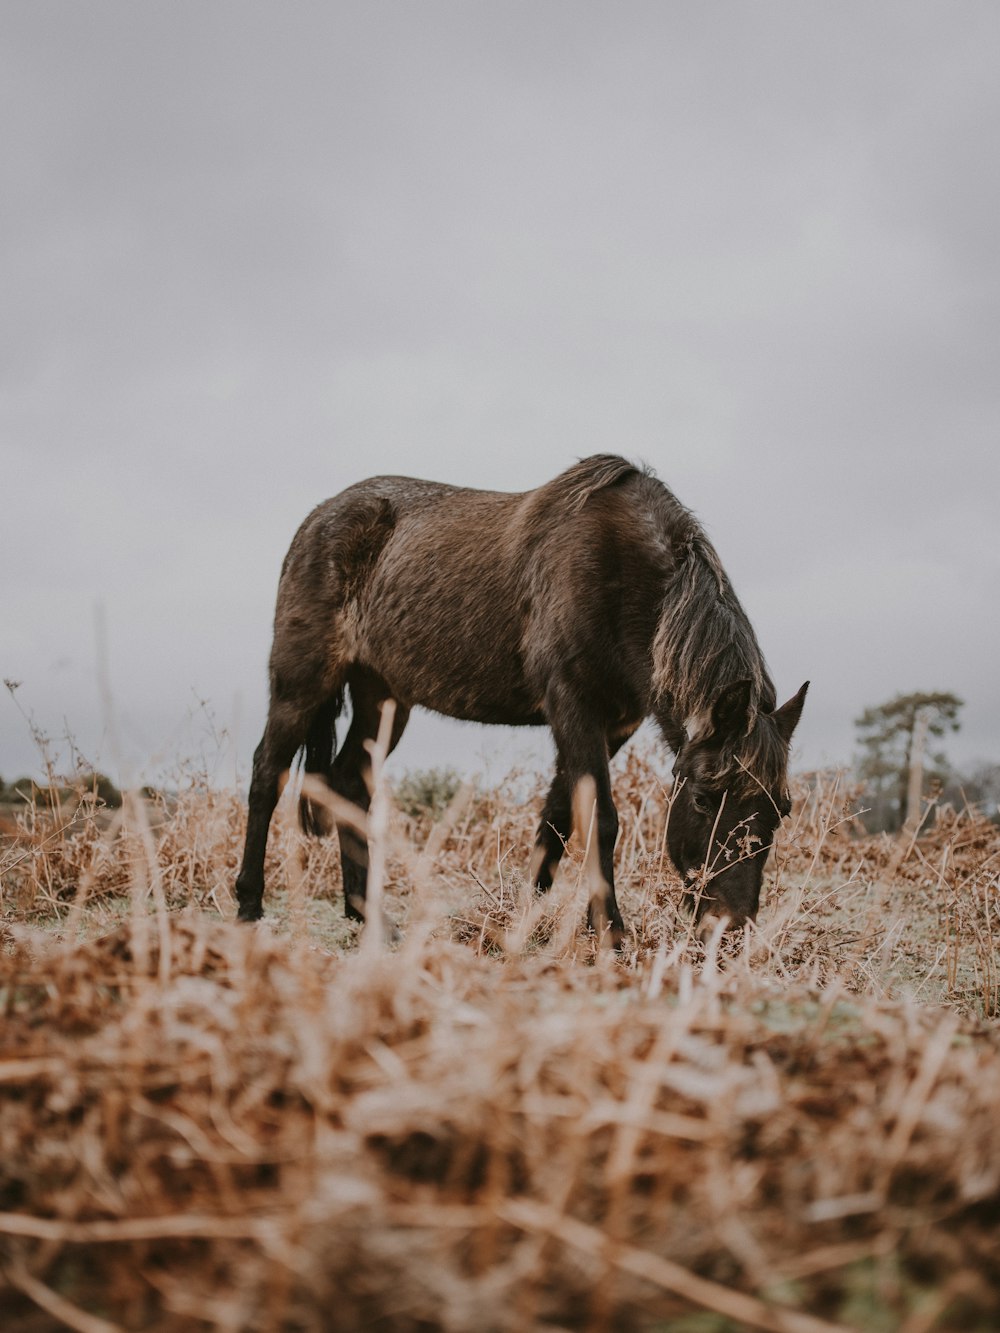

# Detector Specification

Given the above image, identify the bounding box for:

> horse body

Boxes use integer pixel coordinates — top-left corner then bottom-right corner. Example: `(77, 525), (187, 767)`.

(355, 481), (544, 725)
(236, 455), (807, 940)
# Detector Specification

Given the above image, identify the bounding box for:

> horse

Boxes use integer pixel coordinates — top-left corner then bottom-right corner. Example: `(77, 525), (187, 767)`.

(235, 455), (807, 944)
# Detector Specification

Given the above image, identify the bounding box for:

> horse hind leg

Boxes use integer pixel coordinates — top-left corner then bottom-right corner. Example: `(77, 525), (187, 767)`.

(530, 760), (571, 892)
(298, 691), (345, 837)
(236, 694), (326, 921)
(328, 669), (410, 921)
(236, 605), (349, 920)
(237, 497), (394, 922)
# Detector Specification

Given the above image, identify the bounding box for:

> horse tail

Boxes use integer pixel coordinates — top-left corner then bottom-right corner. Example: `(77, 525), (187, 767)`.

(299, 688), (344, 836)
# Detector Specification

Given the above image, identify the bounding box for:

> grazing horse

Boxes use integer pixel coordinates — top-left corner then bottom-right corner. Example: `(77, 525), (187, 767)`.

(235, 456), (807, 942)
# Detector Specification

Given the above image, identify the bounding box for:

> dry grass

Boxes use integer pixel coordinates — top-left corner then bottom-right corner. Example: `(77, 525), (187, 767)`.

(1, 745), (999, 1331)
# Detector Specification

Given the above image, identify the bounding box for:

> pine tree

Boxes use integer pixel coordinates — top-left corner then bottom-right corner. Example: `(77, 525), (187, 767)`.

(855, 691), (963, 830)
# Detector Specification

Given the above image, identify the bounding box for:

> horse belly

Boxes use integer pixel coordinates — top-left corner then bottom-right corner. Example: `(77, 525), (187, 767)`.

(351, 577), (542, 726)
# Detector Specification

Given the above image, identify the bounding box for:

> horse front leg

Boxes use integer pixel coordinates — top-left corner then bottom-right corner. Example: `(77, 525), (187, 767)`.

(530, 721), (636, 896)
(546, 694), (625, 949)
(571, 769), (624, 947)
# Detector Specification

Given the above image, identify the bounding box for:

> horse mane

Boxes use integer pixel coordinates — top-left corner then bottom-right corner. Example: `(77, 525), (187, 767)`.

(540, 454), (642, 512)
(651, 505), (777, 737)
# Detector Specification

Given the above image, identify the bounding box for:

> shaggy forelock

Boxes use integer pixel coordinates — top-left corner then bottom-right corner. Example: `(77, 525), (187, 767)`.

(713, 714), (789, 802)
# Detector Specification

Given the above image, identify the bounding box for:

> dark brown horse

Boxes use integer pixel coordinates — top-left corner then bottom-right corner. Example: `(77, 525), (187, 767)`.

(236, 456), (807, 942)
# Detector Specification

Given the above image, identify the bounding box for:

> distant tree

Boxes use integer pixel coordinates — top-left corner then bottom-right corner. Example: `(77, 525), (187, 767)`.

(855, 691), (963, 831)
(0, 770), (122, 809)
(0, 775), (44, 805)
(76, 770), (123, 808)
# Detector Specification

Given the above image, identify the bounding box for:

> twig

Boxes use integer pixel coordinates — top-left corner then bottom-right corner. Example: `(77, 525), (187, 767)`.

(0, 1211), (271, 1242)
(362, 699), (395, 954)
(3, 1263), (125, 1333)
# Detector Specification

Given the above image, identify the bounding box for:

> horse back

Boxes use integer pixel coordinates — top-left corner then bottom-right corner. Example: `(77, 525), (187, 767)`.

(274, 460), (672, 727)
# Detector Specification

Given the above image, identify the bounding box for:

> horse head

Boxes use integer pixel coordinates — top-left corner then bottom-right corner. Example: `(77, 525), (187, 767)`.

(667, 679), (809, 930)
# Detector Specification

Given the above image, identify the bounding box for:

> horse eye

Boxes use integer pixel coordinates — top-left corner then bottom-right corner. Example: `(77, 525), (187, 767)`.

(691, 793), (713, 816)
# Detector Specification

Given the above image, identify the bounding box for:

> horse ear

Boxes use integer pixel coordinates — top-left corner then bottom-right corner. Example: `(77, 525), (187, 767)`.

(710, 679), (754, 739)
(772, 681), (809, 744)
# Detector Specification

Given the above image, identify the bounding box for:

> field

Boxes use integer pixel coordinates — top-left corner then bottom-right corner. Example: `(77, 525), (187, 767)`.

(1, 746), (999, 1332)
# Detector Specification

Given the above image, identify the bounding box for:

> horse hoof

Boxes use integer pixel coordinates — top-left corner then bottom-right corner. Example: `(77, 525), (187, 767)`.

(344, 895), (366, 923)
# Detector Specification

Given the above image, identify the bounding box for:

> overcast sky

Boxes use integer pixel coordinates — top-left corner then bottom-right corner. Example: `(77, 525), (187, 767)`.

(3, 1), (998, 789)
